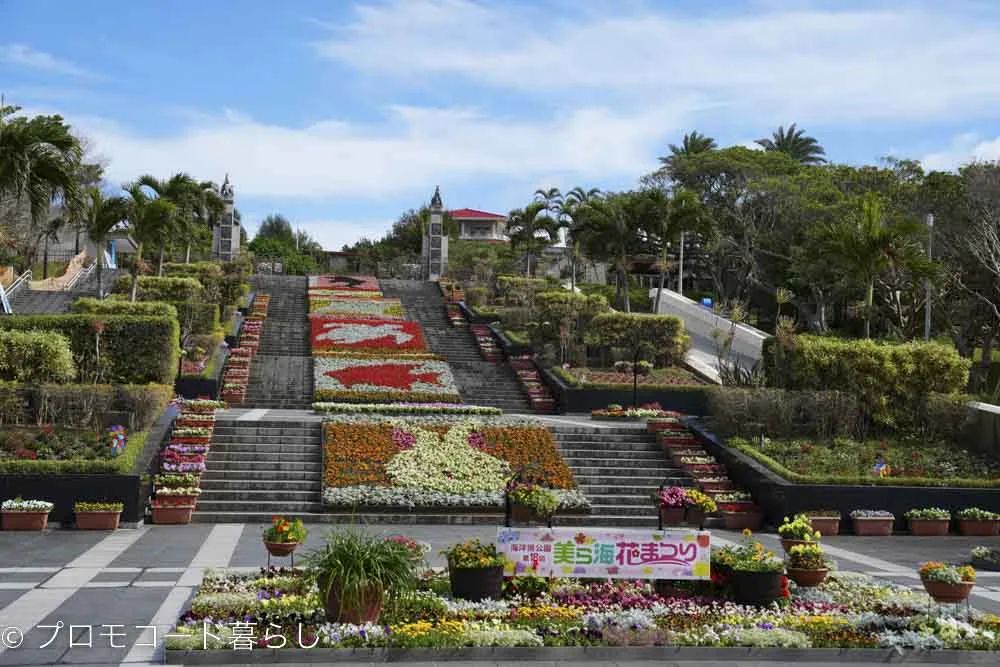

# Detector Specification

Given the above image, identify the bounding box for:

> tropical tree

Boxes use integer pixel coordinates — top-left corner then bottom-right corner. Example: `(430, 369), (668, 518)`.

(756, 124), (826, 165)
(137, 173), (205, 272)
(506, 200), (558, 276)
(82, 188), (130, 300)
(650, 188), (706, 313)
(124, 181), (175, 301)
(559, 186), (601, 290)
(658, 131), (717, 172)
(37, 216), (65, 279)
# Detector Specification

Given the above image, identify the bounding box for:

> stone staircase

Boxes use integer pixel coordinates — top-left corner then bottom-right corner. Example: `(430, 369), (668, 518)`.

(194, 415), (325, 522)
(8, 267), (128, 314)
(380, 280), (531, 413)
(550, 423), (693, 527)
(243, 275), (313, 409)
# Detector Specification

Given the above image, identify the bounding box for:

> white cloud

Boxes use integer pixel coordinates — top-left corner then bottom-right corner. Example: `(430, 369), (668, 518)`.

(920, 133), (1000, 172)
(282, 218), (395, 250)
(75, 102), (686, 200)
(0, 44), (98, 78)
(316, 0), (1000, 124)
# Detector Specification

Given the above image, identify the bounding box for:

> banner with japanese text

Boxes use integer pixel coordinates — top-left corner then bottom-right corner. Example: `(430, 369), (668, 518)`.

(497, 527), (711, 579)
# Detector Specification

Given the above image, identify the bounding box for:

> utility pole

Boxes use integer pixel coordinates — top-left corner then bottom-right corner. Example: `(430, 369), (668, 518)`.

(677, 231), (685, 295)
(924, 213), (934, 341)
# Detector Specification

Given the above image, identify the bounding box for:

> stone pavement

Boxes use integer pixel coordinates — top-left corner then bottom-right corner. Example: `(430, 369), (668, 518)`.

(0, 524), (996, 666)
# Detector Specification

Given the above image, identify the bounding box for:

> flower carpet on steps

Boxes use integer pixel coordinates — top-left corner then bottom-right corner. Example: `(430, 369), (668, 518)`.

(153, 398), (223, 523)
(509, 356), (557, 414)
(220, 292), (269, 405)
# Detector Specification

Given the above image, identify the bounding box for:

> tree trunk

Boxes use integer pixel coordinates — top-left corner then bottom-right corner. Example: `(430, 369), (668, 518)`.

(96, 255), (104, 301)
(74, 227), (81, 255)
(864, 279), (874, 338)
(621, 266), (631, 313)
(157, 243), (166, 276)
(42, 237), (49, 279)
(653, 249), (667, 314)
(129, 243), (143, 303)
(978, 329), (997, 394)
(185, 241), (191, 264)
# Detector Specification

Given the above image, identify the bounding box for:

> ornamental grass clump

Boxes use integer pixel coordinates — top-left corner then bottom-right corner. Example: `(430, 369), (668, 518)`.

(778, 514), (821, 541)
(442, 539), (506, 569)
(904, 508), (951, 520)
(919, 562), (975, 584)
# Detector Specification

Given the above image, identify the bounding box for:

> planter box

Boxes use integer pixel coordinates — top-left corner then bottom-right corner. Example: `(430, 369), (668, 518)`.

(152, 505), (194, 524)
(1, 510), (50, 530)
(76, 510), (121, 530)
(806, 517), (841, 536)
(722, 510), (763, 530)
(541, 366), (710, 415)
(0, 475), (144, 526)
(959, 519), (999, 536)
(908, 518), (950, 536)
(852, 517), (894, 536)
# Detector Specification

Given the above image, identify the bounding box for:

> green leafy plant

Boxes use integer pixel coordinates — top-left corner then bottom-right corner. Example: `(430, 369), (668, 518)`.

(74, 501), (123, 513)
(919, 561), (975, 584)
(508, 483), (560, 516)
(778, 514), (821, 541)
(303, 529), (418, 616)
(263, 516), (307, 543)
(958, 508), (999, 520)
(904, 507), (951, 520)
(787, 543), (827, 570)
(442, 538), (507, 569)
(803, 509), (840, 518)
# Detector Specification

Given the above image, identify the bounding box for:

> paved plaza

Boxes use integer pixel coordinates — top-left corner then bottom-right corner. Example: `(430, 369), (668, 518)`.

(0, 524), (996, 665)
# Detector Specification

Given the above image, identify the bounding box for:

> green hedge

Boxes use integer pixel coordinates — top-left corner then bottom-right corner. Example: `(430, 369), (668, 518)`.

(0, 431), (148, 474)
(112, 275), (203, 302)
(71, 298), (178, 319)
(0, 382), (172, 430)
(173, 301), (219, 335)
(164, 262), (243, 307)
(0, 315), (179, 385)
(584, 312), (691, 366)
(763, 335), (970, 427)
(551, 366), (705, 391)
(0, 329), (75, 383)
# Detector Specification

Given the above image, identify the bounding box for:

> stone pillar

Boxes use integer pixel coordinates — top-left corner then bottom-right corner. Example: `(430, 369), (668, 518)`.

(424, 186), (448, 280)
(213, 174), (240, 262)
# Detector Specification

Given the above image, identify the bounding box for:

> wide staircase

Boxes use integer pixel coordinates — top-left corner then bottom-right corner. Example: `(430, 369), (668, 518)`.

(242, 275), (314, 409)
(194, 414), (325, 522)
(550, 423), (693, 527)
(380, 279), (531, 413)
(7, 267), (127, 314)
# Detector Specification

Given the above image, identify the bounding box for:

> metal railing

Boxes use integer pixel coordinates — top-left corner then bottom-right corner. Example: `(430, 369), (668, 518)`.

(7, 269), (32, 296)
(64, 261), (95, 291)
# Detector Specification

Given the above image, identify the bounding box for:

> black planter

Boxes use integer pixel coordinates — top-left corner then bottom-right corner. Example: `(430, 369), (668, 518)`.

(731, 570), (785, 606)
(971, 557), (1000, 572)
(448, 564), (504, 601)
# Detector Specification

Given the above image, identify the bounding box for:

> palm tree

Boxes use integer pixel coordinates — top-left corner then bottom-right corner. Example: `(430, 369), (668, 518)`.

(137, 172), (206, 272)
(38, 216), (65, 279)
(825, 193), (925, 337)
(506, 200), (558, 276)
(658, 131), (717, 170)
(650, 188), (705, 313)
(756, 124), (826, 164)
(559, 186), (601, 290)
(82, 188), (130, 300)
(124, 182), (175, 301)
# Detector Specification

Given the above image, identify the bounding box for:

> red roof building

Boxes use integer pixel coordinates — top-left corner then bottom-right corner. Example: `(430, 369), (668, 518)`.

(449, 208), (508, 242)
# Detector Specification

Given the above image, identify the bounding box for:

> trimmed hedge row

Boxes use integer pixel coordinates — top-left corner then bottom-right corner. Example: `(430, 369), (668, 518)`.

(112, 275), (203, 302)
(764, 335), (970, 427)
(0, 329), (75, 383)
(0, 314), (179, 385)
(71, 298), (178, 318)
(0, 431), (148, 474)
(0, 382), (172, 430)
(173, 301), (219, 335)
(163, 262), (245, 308)
(584, 312), (691, 367)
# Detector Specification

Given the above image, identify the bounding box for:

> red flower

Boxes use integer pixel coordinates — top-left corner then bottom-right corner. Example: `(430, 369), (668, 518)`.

(324, 363), (444, 391)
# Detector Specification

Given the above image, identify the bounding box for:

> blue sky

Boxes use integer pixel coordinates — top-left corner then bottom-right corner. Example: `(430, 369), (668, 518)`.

(4, 0), (1000, 249)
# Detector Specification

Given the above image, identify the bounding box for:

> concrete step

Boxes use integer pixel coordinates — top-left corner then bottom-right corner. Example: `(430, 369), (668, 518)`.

(208, 452), (322, 463)
(195, 500), (325, 513)
(199, 489), (320, 502)
(205, 460), (323, 472)
(212, 434), (320, 444)
(200, 479), (322, 491)
(574, 474), (680, 486)
(207, 443), (321, 455)
(201, 469), (322, 481)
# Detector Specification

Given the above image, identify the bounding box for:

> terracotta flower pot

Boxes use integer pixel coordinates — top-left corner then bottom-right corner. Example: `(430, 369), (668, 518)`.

(852, 517), (894, 536)
(909, 518), (950, 536)
(151, 505), (194, 525)
(685, 508), (706, 528)
(698, 480), (734, 492)
(659, 506), (685, 526)
(510, 504), (548, 525)
(731, 570), (785, 606)
(319, 579), (384, 623)
(921, 579), (974, 603)
(787, 567), (828, 587)
(264, 541), (300, 557)
(449, 564), (504, 601)
(76, 510), (121, 530)
(806, 517), (840, 536)
(723, 509), (763, 531)
(959, 519), (999, 537)
(1, 510), (49, 531)
(779, 538), (813, 554)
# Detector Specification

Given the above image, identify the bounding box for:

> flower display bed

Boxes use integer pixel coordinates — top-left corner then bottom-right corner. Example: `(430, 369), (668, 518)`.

(309, 275), (381, 292)
(313, 402), (501, 416)
(164, 564), (1000, 657)
(309, 298), (404, 318)
(152, 400), (222, 524)
(510, 357), (556, 414)
(321, 415), (588, 513)
(314, 357), (461, 403)
(220, 294), (268, 405)
(470, 325), (502, 362)
(311, 317), (428, 355)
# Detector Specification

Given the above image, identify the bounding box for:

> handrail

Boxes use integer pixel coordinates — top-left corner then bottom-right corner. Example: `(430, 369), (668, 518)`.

(7, 269), (32, 296)
(65, 260), (95, 291)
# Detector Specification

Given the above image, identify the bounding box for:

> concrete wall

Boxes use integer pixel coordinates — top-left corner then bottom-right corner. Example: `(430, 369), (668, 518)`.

(650, 287), (767, 367)
(971, 401), (1000, 458)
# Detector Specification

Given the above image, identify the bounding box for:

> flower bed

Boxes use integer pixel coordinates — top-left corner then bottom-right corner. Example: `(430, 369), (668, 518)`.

(219, 294), (268, 405)
(554, 365), (706, 389)
(311, 317), (428, 355)
(152, 399), (223, 522)
(322, 418), (582, 510)
(313, 402), (501, 416)
(166, 563), (1000, 654)
(309, 298), (404, 318)
(728, 436), (1000, 487)
(0, 425), (148, 474)
(314, 357), (461, 403)
(510, 357), (556, 414)
(309, 275), (381, 291)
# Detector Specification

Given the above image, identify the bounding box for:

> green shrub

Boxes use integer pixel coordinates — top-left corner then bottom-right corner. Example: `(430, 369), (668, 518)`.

(0, 315), (179, 385)
(585, 312), (690, 366)
(578, 283), (652, 312)
(173, 301), (220, 335)
(112, 275), (203, 302)
(0, 383), (172, 430)
(71, 298), (178, 319)
(763, 336), (970, 429)
(465, 287), (489, 307)
(0, 329), (75, 383)
(0, 431), (148, 474)
(496, 275), (551, 306)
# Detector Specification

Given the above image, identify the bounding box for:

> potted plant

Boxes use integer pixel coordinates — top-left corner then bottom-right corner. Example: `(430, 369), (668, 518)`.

(263, 515), (307, 557)
(803, 510), (841, 536)
(684, 489), (717, 528)
(74, 501), (123, 530)
(304, 529), (418, 624)
(1, 498), (54, 530)
(786, 543), (829, 587)
(777, 514), (820, 553)
(904, 507), (951, 536)
(151, 497), (196, 524)
(730, 532), (787, 606)
(443, 538), (507, 602)
(719, 493), (764, 530)
(970, 547), (1000, 572)
(918, 561), (975, 603)
(849, 509), (895, 536)
(507, 482), (560, 524)
(957, 508), (1000, 537)
(655, 486), (687, 526)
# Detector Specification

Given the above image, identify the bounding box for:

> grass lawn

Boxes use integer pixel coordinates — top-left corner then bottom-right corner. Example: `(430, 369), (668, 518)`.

(30, 260), (69, 280)
(973, 348), (1000, 362)
(729, 435), (1000, 487)
(555, 365), (706, 388)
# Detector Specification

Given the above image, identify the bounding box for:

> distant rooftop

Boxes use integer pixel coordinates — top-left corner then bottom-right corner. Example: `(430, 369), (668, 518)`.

(449, 208), (506, 220)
